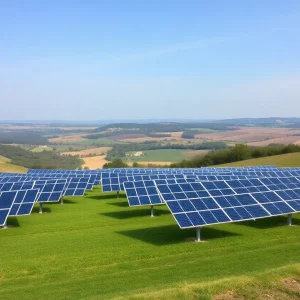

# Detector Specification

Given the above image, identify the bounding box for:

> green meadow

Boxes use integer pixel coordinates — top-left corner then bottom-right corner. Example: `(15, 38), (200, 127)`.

(1, 187), (300, 299)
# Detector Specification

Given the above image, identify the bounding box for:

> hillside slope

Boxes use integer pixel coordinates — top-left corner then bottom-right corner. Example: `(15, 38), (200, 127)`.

(0, 155), (27, 173)
(217, 152), (300, 167)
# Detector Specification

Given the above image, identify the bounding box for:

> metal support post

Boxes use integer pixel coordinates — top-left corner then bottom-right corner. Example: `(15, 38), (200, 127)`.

(196, 227), (201, 242)
(2, 221), (7, 229)
(117, 191), (119, 199)
(288, 214), (292, 226)
(61, 197), (64, 204)
(39, 203), (43, 214)
(150, 205), (154, 217)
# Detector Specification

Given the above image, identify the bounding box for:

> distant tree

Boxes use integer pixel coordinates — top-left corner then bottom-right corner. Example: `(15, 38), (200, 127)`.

(103, 159), (128, 168)
(132, 162), (140, 167)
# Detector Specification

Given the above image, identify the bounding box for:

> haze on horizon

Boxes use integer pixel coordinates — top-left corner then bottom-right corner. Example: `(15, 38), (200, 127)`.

(1, 1), (300, 121)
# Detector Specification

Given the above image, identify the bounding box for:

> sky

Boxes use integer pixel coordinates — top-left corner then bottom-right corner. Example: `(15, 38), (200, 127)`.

(0, 0), (300, 121)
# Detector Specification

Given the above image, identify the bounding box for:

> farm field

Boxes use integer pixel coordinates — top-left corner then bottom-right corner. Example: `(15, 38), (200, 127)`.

(1, 187), (300, 299)
(196, 127), (300, 144)
(127, 149), (187, 163)
(82, 155), (109, 168)
(217, 152), (300, 167)
(31, 146), (53, 152)
(61, 147), (112, 157)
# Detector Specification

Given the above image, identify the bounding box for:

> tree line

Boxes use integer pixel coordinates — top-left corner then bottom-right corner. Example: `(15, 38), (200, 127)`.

(170, 144), (300, 167)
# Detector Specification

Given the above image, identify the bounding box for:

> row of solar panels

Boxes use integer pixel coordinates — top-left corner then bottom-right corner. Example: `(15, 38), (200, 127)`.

(0, 174), (99, 227)
(120, 176), (300, 229)
(23, 165), (279, 176)
(100, 171), (300, 192)
(22, 167), (300, 179)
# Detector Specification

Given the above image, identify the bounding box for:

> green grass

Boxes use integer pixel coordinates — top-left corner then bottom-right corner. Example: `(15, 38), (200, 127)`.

(127, 149), (187, 162)
(190, 128), (217, 133)
(1, 187), (300, 299)
(31, 146), (53, 152)
(217, 152), (300, 167)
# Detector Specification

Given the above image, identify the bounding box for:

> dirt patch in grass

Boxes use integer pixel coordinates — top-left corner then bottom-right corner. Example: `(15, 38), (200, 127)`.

(61, 147), (111, 157)
(213, 291), (243, 300)
(281, 278), (300, 292)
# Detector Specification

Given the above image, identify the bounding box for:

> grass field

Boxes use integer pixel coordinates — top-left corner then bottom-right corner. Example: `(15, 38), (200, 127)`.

(217, 152), (300, 167)
(1, 187), (300, 299)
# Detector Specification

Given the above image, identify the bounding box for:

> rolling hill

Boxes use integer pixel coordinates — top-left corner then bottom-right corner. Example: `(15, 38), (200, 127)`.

(0, 155), (27, 173)
(217, 152), (300, 167)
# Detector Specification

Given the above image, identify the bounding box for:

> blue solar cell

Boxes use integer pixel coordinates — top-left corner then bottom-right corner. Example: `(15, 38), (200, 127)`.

(235, 194), (256, 206)
(178, 200), (195, 212)
(199, 211), (218, 224)
(234, 207), (253, 219)
(173, 192), (186, 200)
(167, 201), (183, 213)
(202, 198), (219, 209)
(196, 191), (210, 198)
(125, 182), (134, 188)
(211, 209), (231, 222)
(150, 195), (161, 204)
(140, 196), (151, 205)
(225, 195), (241, 207)
(175, 213), (193, 227)
(186, 212), (206, 226)
(163, 193), (176, 200)
(224, 207), (242, 221)
(209, 190), (223, 196)
(262, 203), (281, 215)
(159, 185), (171, 194)
(190, 199), (208, 210)
(234, 188), (249, 194)
(0, 192), (15, 209)
(273, 202), (294, 213)
(0, 210), (8, 225)
(169, 185), (182, 193)
(136, 187), (147, 195)
(185, 191), (198, 198)
(17, 203), (33, 215)
(245, 205), (269, 218)
(128, 196), (139, 206)
(214, 196), (231, 208)
(286, 200), (300, 211)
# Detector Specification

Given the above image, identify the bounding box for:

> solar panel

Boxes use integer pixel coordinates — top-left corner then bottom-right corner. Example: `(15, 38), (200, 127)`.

(9, 189), (40, 216)
(155, 182), (297, 230)
(0, 191), (16, 226)
(123, 178), (199, 207)
(36, 180), (66, 202)
(63, 178), (89, 196)
(123, 180), (163, 206)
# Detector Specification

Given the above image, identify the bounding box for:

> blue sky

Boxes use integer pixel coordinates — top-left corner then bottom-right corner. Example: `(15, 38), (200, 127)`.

(1, 0), (300, 120)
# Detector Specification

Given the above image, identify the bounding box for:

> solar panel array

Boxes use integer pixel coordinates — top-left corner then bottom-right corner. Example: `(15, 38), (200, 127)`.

(0, 168), (103, 227)
(2, 166), (300, 240)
